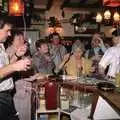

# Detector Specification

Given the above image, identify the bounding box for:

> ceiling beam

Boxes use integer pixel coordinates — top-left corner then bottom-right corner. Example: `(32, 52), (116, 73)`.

(33, 8), (46, 12)
(46, 0), (54, 10)
(61, 0), (102, 9)
(61, 0), (70, 9)
(62, 3), (101, 8)
(64, 4), (100, 8)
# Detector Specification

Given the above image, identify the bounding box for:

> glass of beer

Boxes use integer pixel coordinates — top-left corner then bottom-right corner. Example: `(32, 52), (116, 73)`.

(115, 73), (120, 87)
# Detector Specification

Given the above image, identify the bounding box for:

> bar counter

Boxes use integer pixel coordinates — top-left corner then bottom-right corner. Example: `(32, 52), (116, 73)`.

(35, 75), (98, 120)
(14, 74), (120, 120)
(89, 89), (120, 119)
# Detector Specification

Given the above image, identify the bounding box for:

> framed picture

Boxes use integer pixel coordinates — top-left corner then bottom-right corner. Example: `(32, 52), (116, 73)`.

(31, 12), (45, 25)
(74, 22), (99, 34)
(73, 12), (99, 34)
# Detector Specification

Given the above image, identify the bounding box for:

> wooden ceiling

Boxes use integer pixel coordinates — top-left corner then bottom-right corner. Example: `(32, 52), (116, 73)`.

(33, 0), (102, 11)
(61, 0), (102, 9)
(33, 0), (53, 11)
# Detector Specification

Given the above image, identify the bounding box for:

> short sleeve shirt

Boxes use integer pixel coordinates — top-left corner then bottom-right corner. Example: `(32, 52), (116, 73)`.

(49, 44), (67, 66)
(0, 43), (14, 92)
(99, 46), (120, 77)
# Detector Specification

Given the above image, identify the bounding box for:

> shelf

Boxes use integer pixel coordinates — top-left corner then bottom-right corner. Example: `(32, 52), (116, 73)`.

(36, 108), (60, 114)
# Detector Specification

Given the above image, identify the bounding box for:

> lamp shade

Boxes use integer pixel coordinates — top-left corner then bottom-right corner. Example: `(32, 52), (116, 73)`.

(113, 12), (120, 22)
(103, 0), (120, 7)
(104, 10), (111, 20)
(9, 0), (24, 16)
(96, 12), (103, 22)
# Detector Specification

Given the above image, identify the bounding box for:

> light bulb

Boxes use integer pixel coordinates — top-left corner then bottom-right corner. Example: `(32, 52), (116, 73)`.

(113, 12), (120, 22)
(96, 12), (102, 22)
(48, 27), (54, 34)
(75, 26), (79, 31)
(73, 18), (77, 23)
(104, 10), (111, 20)
(55, 27), (62, 33)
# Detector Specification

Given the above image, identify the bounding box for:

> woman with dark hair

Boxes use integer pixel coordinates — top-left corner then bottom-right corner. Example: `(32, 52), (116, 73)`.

(6, 30), (28, 63)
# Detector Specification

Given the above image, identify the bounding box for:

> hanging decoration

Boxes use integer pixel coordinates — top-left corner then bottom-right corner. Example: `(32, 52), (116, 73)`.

(48, 17), (63, 34)
(9, 0), (24, 16)
(96, 0), (120, 27)
(103, 0), (120, 7)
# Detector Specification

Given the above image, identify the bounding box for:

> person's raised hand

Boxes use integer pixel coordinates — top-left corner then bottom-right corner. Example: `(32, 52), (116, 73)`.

(63, 53), (71, 62)
(12, 57), (32, 71)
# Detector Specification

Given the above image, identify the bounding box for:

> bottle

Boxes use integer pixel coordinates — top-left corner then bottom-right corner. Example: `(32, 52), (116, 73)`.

(115, 73), (120, 87)
(62, 67), (66, 80)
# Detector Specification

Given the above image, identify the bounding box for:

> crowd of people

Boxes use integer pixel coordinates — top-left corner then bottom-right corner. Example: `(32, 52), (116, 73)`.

(32, 31), (120, 79)
(0, 17), (120, 120)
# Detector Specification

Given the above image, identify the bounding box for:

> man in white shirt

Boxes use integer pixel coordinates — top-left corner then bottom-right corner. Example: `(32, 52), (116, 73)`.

(93, 29), (120, 120)
(0, 18), (31, 120)
(99, 29), (120, 78)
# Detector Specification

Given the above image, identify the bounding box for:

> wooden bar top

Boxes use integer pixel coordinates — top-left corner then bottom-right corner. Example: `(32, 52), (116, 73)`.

(97, 90), (120, 115)
(89, 89), (120, 119)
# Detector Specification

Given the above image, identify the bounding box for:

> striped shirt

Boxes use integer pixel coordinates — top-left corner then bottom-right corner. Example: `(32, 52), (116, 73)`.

(49, 44), (67, 66)
(0, 43), (14, 92)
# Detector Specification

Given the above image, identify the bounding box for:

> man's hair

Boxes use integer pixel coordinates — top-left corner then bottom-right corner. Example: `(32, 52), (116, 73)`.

(4, 30), (24, 49)
(9, 30), (24, 43)
(0, 17), (12, 29)
(49, 32), (61, 40)
(11, 30), (24, 40)
(35, 39), (47, 50)
(112, 29), (120, 37)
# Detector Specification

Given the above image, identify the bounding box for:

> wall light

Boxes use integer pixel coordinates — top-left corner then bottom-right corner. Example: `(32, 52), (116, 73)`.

(96, 0), (120, 26)
(104, 10), (111, 20)
(48, 17), (63, 34)
(96, 12), (103, 23)
(96, 9), (120, 26)
(9, 0), (24, 16)
(113, 12), (120, 22)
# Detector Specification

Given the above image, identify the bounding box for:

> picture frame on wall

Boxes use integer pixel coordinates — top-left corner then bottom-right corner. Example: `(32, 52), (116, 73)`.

(74, 22), (99, 34)
(31, 12), (45, 25)
(72, 12), (99, 34)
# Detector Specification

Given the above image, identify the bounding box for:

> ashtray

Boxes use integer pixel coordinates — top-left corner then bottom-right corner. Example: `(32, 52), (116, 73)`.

(97, 82), (116, 91)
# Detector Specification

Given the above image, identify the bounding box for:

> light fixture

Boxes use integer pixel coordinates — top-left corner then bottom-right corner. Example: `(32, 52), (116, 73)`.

(113, 12), (120, 22)
(96, 0), (120, 25)
(48, 26), (63, 34)
(96, 10), (112, 22)
(96, 12), (103, 22)
(48, 27), (54, 34)
(9, 0), (24, 16)
(96, 9), (120, 26)
(104, 10), (111, 20)
(48, 17), (63, 34)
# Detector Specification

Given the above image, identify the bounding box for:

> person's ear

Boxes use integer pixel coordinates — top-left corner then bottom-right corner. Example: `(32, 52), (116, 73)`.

(38, 47), (41, 51)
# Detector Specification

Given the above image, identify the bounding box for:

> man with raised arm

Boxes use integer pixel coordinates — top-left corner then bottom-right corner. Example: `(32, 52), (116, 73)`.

(0, 18), (31, 120)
